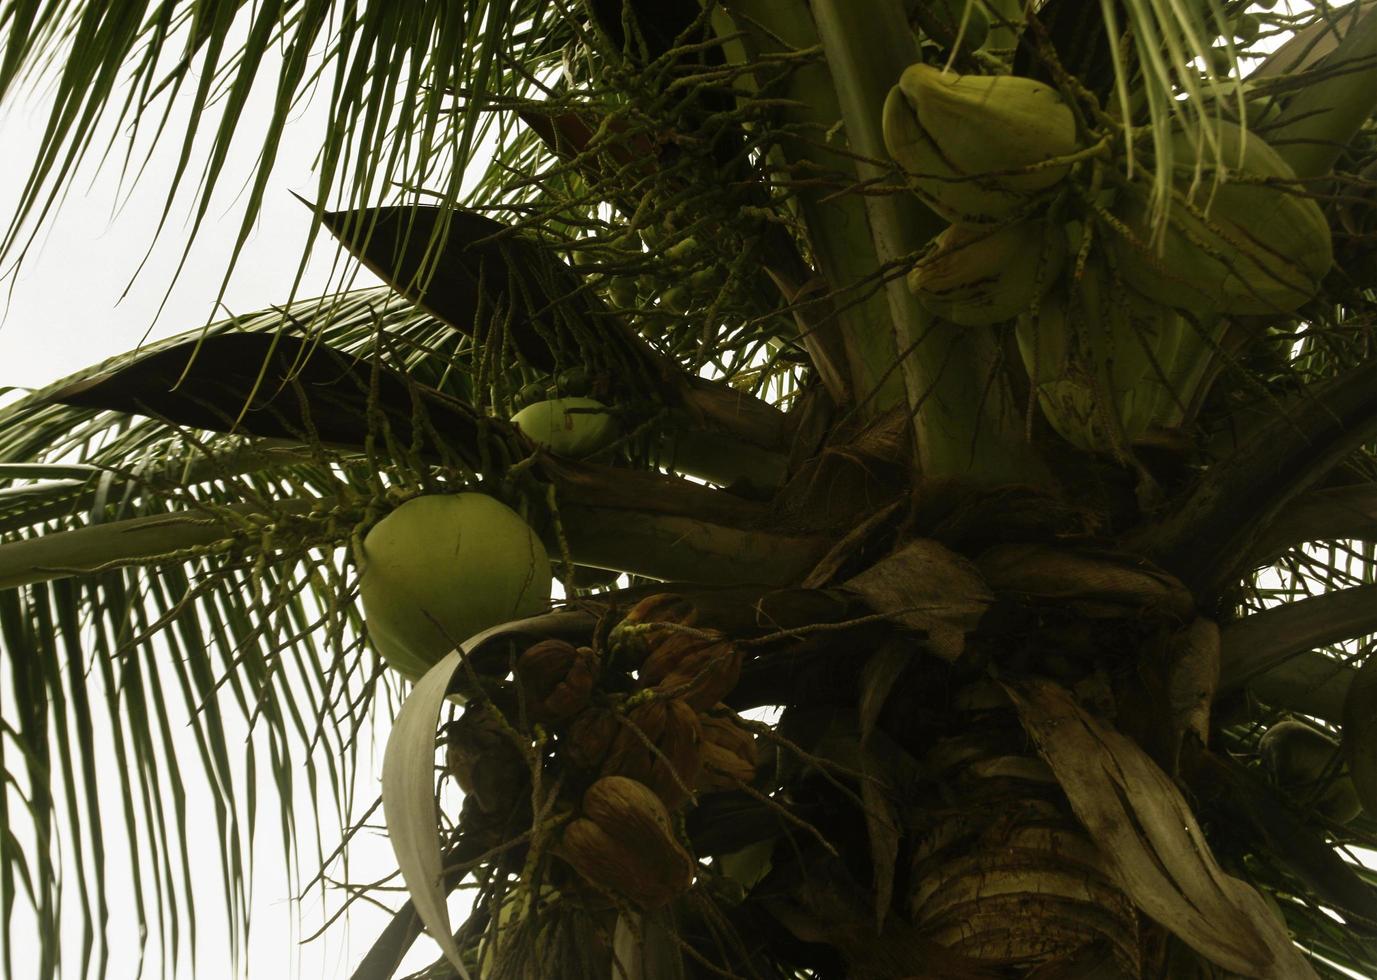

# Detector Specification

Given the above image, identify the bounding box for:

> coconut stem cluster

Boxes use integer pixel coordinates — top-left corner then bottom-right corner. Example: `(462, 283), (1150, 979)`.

(882, 61), (1333, 453)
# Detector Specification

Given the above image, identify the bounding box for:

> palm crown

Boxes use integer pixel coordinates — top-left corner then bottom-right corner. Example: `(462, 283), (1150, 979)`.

(5, 1), (1377, 977)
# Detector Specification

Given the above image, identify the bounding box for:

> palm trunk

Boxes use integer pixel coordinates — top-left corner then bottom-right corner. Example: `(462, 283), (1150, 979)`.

(907, 700), (1140, 975)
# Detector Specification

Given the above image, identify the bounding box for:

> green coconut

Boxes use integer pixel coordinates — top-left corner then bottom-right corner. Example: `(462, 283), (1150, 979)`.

(908, 219), (1065, 326)
(884, 65), (1078, 223)
(1260, 719), (1362, 824)
(511, 397), (619, 458)
(1108, 121), (1333, 316)
(359, 494), (551, 679)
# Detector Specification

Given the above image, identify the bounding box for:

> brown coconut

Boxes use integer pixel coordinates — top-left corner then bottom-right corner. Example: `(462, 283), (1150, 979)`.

(697, 710), (758, 793)
(601, 698), (703, 808)
(516, 639), (599, 724)
(558, 775), (695, 908)
(639, 630), (743, 710)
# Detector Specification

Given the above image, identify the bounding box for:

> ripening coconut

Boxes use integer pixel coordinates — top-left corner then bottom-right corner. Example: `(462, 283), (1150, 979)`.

(359, 494), (551, 679)
(511, 397), (618, 458)
(1259, 719), (1362, 824)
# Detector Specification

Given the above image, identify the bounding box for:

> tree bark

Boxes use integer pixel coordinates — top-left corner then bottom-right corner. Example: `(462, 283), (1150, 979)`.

(906, 706), (1140, 976)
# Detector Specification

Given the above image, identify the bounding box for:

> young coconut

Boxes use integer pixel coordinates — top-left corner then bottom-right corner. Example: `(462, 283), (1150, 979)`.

(1260, 719), (1362, 824)
(1107, 120), (1333, 316)
(884, 64), (1079, 223)
(359, 494), (552, 679)
(511, 396), (619, 458)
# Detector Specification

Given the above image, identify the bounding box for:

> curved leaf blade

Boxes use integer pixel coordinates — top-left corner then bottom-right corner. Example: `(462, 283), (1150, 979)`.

(1004, 677), (1317, 980)
(43, 334), (487, 466)
(381, 644), (473, 979)
(318, 205), (659, 378)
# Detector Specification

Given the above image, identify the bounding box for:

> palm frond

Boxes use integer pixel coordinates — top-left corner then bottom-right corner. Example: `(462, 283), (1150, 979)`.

(0, 0), (577, 303)
(6, 0), (1377, 977)
(0, 288), (463, 977)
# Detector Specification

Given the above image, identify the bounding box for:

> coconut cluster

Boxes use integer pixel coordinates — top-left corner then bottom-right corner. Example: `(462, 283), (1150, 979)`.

(413, 517), (1359, 976)
(883, 62), (1334, 453)
(448, 592), (759, 911)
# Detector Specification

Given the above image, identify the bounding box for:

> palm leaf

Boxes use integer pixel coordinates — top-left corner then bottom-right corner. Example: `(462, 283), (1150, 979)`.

(43, 332), (491, 466)
(315, 204), (663, 382)
(7, 0), (1377, 977)
(0, 289), (450, 977)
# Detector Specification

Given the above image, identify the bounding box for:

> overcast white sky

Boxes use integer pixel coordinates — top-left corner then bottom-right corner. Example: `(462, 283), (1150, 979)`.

(0, 36), (475, 980)
(0, 79), (378, 388)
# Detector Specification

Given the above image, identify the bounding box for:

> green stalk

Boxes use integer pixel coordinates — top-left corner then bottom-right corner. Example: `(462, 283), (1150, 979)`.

(810, 0), (1048, 485)
(558, 505), (829, 585)
(0, 494), (827, 591)
(0, 503), (313, 591)
(718, 0), (908, 414)
(707, 4), (855, 404)
(982, 0), (1027, 66)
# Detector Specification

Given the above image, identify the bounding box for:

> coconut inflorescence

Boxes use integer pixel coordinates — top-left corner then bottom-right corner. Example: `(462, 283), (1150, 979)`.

(359, 493), (552, 679)
(430, 590), (767, 915)
(428, 552), (1255, 973)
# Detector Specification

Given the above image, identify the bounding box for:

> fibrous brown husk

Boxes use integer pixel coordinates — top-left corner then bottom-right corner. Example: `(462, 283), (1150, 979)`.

(608, 593), (699, 662)
(558, 775), (695, 909)
(1005, 678), (1317, 979)
(445, 705), (529, 816)
(697, 709), (758, 793)
(563, 706), (620, 770)
(840, 538), (992, 662)
(601, 698), (703, 808)
(640, 630), (743, 709)
(517, 639), (599, 723)
(976, 543), (1194, 620)
(1117, 619), (1220, 775)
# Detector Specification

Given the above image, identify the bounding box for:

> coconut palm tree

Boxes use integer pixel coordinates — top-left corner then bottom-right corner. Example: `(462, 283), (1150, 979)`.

(6, 0), (1377, 977)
